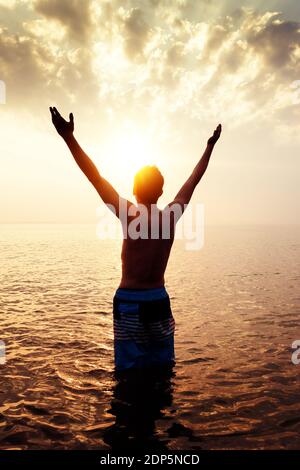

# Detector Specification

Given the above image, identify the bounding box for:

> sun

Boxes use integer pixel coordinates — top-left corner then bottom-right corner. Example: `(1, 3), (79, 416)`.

(93, 121), (162, 200)
(109, 123), (155, 178)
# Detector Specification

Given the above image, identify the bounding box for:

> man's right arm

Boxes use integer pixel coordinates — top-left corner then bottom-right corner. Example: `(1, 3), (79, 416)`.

(50, 107), (133, 218)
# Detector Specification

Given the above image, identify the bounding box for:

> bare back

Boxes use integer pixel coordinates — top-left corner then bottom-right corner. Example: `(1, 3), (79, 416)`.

(119, 206), (176, 289)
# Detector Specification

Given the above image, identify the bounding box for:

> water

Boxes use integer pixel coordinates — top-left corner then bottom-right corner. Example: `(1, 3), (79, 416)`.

(0, 224), (299, 450)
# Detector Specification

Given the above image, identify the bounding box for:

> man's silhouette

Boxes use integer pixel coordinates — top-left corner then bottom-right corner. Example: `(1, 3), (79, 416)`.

(50, 107), (221, 371)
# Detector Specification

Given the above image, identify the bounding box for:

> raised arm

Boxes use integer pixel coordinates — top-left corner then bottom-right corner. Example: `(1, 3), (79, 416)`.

(167, 124), (222, 216)
(49, 107), (132, 218)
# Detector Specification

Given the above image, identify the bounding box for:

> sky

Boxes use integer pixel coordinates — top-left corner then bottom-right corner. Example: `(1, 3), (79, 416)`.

(0, 0), (299, 224)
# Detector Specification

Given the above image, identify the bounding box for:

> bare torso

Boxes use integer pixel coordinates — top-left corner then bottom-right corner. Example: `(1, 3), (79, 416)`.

(119, 207), (175, 289)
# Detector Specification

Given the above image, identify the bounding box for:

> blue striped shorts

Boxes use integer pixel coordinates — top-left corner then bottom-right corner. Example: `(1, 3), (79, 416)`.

(113, 287), (176, 371)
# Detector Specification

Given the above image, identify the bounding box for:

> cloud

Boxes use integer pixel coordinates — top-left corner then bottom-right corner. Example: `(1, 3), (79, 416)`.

(246, 14), (300, 71)
(0, 26), (98, 112)
(34, 0), (92, 43)
(0, 1), (299, 133)
(122, 7), (151, 60)
(179, 8), (300, 125)
(0, 27), (48, 105)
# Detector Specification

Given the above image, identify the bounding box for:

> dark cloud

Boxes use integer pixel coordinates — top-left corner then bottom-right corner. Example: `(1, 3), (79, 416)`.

(0, 28), (50, 106)
(122, 7), (151, 60)
(0, 27), (98, 112)
(199, 23), (232, 66)
(166, 42), (186, 67)
(176, 0), (217, 22)
(247, 15), (300, 70)
(199, 8), (300, 73)
(195, 8), (300, 121)
(240, 11), (300, 116)
(34, 0), (92, 43)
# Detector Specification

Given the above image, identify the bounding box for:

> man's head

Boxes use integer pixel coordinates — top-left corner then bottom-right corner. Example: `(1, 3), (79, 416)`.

(133, 165), (164, 204)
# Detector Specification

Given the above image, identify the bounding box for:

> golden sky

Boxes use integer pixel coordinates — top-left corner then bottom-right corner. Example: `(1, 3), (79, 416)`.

(0, 0), (299, 224)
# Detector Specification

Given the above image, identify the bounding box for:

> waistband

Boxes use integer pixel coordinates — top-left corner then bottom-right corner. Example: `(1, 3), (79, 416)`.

(115, 286), (168, 302)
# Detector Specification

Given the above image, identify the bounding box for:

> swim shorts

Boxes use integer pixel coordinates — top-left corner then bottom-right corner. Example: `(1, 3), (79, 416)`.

(113, 287), (176, 371)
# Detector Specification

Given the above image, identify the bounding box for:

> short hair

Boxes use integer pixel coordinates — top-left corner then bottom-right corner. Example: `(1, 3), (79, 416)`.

(133, 165), (164, 204)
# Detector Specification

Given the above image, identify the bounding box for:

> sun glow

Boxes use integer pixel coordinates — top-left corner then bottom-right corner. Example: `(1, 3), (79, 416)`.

(107, 123), (157, 179)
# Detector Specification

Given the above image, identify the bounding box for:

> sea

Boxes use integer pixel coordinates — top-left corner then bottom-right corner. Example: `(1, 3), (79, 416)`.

(0, 224), (299, 450)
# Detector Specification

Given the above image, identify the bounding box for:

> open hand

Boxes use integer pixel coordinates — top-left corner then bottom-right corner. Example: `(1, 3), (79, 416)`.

(50, 107), (74, 139)
(207, 124), (222, 146)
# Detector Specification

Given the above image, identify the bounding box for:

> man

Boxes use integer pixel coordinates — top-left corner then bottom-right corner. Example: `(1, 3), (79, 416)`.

(50, 107), (222, 371)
